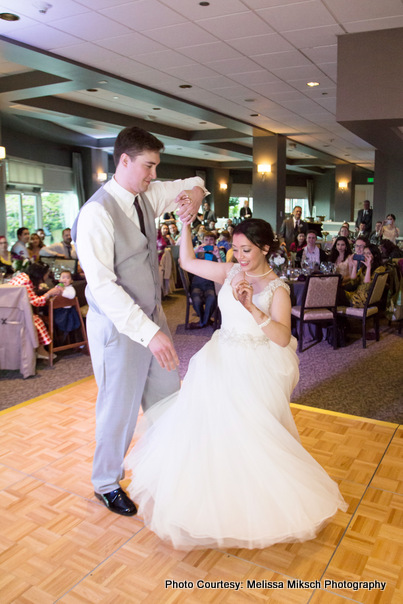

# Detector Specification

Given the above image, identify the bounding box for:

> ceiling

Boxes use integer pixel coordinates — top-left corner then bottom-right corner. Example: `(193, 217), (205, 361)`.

(0, 0), (402, 175)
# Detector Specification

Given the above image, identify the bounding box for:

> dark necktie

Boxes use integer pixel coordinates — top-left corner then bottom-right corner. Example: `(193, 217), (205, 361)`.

(134, 196), (146, 237)
(65, 244), (71, 258)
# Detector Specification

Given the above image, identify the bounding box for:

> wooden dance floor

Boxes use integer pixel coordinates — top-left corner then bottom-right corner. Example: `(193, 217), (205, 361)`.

(0, 377), (402, 603)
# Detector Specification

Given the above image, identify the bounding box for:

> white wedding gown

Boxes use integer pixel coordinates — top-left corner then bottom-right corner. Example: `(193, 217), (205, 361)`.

(126, 264), (347, 550)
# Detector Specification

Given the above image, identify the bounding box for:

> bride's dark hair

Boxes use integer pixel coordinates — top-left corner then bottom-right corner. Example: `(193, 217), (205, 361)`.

(233, 218), (279, 262)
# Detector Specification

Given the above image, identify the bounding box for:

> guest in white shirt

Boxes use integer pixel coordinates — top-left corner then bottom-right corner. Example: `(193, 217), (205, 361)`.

(10, 227), (30, 259)
(298, 230), (328, 267)
(40, 228), (77, 259)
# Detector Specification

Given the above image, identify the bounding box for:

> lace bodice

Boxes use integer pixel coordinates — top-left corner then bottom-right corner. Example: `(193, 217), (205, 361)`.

(216, 264), (290, 345)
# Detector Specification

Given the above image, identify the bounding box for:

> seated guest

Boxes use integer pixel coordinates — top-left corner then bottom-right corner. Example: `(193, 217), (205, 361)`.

(217, 230), (232, 256)
(356, 222), (368, 239)
(168, 222), (180, 243)
(190, 233), (221, 328)
(332, 225), (353, 247)
(156, 224), (173, 262)
(8, 262), (62, 360)
(370, 221), (383, 246)
(329, 236), (353, 281)
(36, 228), (46, 242)
(11, 227), (30, 259)
(289, 232), (307, 253)
(344, 244), (386, 307)
(381, 214), (399, 244)
(380, 239), (403, 261)
(27, 232), (44, 261)
(191, 213), (203, 230)
(297, 230), (328, 267)
(161, 211), (176, 226)
(0, 235), (13, 275)
(53, 269), (81, 334)
(39, 227), (77, 259)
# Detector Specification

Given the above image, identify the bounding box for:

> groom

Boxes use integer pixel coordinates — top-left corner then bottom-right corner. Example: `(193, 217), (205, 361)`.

(72, 126), (207, 516)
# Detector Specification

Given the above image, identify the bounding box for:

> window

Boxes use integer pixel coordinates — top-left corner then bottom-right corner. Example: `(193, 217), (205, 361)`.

(285, 198), (309, 218)
(5, 192), (40, 244)
(5, 191), (79, 245)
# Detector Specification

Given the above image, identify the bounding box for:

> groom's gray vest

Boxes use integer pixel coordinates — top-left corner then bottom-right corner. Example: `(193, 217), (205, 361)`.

(71, 186), (160, 320)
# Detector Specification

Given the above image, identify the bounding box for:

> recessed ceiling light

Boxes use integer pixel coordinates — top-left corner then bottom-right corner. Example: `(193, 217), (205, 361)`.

(250, 113), (260, 117)
(321, 92), (328, 96)
(307, 81), (319, 87)
(113, 96), (119, 100)
(179, 84), (192, 89)
(153, 107), (161, 110)
(199, 121), (207, 124)
(244, 98), (256, 102)
(98, 80), (108, 84)
(199, 1), (210, 6)
(86, 88), (98, 92)
(0, 12), (20, 21)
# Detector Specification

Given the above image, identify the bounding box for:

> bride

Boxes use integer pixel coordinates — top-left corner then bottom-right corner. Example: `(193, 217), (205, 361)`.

(126, 216), (347, 550)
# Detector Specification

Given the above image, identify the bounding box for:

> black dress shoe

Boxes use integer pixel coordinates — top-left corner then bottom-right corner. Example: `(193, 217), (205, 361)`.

(95, 488), (137, 516)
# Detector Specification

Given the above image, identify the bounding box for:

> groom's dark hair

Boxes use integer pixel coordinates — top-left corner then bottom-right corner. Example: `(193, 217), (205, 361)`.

(114, 126), (164, 167)
(233, 219), (279, 260)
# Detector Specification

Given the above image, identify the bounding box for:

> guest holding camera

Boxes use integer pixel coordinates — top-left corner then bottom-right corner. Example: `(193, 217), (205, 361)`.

(189, 232), (221, 328)
(344, 244), (385, 307)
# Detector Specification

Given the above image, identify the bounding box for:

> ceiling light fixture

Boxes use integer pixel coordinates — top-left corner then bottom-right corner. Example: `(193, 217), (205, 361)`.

(179, 84), (192, 89)
(244, 98), (256, 102)
(307, 81), (319, 87)
(0, 12), (20, 21)
(153, 107), (161, 110)
(250, 113), (260, 117)
(98, 80), (108, 84)
(86, 88), (98, 92)
(199, 1), (210, 5)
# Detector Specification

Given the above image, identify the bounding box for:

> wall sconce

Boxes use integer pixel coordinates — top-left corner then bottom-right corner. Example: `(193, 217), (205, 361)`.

(257, 163), (271, 178)
(338, 180), (348, 191)
(219, 182), (228, 191)
(0, 146), (6, 163)
(97, 171), (107, 183)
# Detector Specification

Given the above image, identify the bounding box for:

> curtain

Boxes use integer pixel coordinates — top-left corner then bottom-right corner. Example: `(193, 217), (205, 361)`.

(306, 179), (314, 216)
(72, 152), (86, 208)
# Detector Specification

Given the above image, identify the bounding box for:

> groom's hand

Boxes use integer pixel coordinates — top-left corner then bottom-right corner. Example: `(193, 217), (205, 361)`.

(176, 186), (205, 224)
(148, 331), (179, 371)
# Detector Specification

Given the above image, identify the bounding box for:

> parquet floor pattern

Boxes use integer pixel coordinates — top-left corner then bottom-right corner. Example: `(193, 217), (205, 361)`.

(0, 378), (401, 603)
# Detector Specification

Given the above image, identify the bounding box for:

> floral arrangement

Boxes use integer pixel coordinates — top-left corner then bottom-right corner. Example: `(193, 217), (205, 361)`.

(11, 255), (30, 273)
(270, 253), (287, 275)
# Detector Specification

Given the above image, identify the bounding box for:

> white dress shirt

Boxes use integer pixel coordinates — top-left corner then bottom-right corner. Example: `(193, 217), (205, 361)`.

(76, 176), (207, 347)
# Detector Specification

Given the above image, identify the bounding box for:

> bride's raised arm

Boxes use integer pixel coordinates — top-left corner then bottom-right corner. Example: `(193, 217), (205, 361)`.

(179, 223), (230, 284)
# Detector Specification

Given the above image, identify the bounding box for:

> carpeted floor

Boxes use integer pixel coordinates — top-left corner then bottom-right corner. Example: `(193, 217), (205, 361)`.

(1, 289), (402, 421)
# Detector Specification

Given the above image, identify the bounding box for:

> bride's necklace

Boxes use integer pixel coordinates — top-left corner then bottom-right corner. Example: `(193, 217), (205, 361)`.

(245, 267), (273, 278)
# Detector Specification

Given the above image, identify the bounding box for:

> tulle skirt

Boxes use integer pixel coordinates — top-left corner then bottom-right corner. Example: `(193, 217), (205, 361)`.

(126, 331), (347, 550)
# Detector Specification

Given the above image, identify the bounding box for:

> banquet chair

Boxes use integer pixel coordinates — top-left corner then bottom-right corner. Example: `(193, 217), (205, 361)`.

(337, 271), (389, 348)
(47, 295), (89, 367)
(291, 273), (341, 352)
(0, 285), (38, 378)
(178, 266), (220, 330)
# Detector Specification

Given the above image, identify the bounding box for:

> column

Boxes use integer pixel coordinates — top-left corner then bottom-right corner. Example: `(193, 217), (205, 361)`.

(252, 131), (286, 232)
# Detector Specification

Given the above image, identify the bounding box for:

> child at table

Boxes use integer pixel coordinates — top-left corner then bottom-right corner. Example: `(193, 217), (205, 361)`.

(53, 270), (81, 334)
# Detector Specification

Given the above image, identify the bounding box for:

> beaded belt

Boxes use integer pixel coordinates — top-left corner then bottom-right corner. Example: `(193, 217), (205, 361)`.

(217, 327), (270, 348)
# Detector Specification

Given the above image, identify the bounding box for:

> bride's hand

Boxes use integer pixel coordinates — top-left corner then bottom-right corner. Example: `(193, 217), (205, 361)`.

(233, 279), (254, 311)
